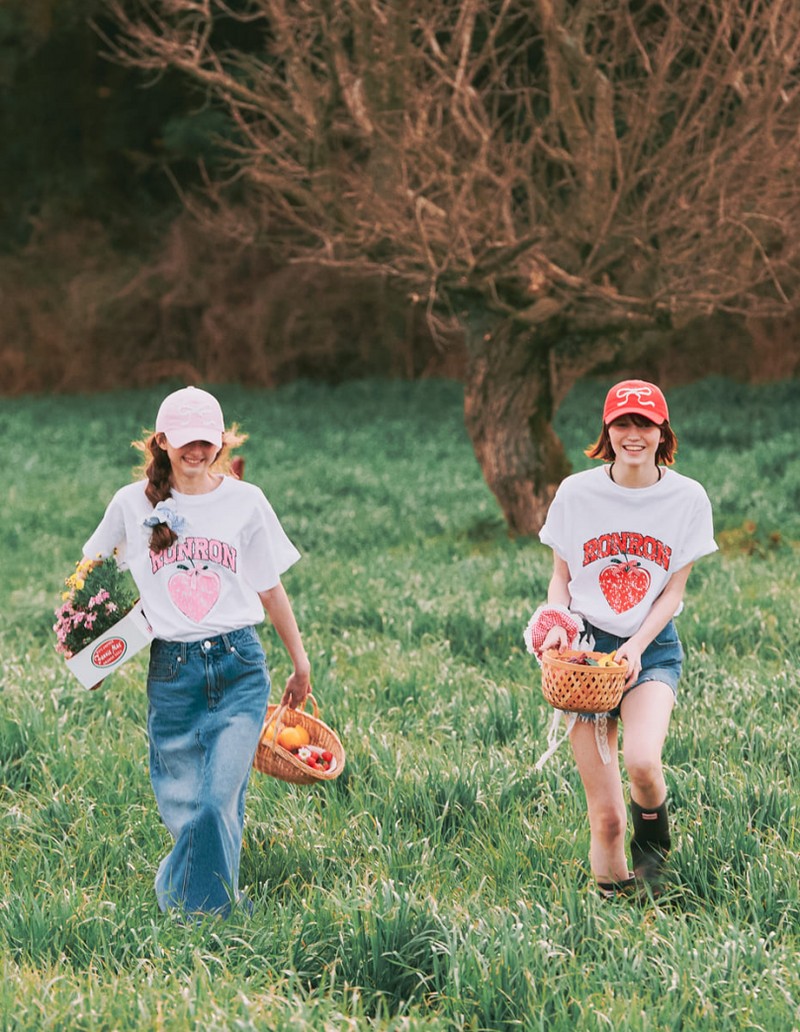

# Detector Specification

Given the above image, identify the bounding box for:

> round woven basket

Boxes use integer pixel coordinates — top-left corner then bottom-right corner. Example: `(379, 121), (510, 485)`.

(253, 694), (345, 784)
(541, 649), (628, 714)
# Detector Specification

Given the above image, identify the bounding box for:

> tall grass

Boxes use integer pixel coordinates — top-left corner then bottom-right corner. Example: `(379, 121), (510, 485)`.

(1, 376), (800, 1030)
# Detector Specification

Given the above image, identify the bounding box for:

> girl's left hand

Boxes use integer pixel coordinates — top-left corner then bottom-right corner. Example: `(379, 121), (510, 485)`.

(281, 667), (312, 708)
(615, 641), (643, 686)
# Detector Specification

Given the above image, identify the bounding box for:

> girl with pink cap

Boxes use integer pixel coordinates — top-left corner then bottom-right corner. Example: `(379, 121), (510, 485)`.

(526, 380), (716, 898)
(83, 386), (311, 918)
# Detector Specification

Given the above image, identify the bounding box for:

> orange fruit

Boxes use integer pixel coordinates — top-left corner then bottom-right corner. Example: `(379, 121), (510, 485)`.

(276, 725), (310, 751)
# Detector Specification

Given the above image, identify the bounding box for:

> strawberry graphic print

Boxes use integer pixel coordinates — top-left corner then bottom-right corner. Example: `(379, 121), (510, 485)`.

(598, 556), (651, 613)
(151, 539), (236, 624)
(538, 466), (718, 638)
(168, 561), (221, 622)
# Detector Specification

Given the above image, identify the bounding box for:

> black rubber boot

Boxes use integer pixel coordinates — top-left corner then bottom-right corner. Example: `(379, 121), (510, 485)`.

(630, 798), (671, 895)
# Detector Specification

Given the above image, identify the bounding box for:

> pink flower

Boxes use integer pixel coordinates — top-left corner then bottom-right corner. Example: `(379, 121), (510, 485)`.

(54, 552), (135, 658)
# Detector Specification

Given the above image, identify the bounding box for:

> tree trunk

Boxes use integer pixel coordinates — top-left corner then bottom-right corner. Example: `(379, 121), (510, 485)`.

(463, 319), (576, 538)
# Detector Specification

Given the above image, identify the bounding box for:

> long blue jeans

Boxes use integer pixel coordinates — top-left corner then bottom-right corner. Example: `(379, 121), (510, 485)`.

(146, 626), (270, 917)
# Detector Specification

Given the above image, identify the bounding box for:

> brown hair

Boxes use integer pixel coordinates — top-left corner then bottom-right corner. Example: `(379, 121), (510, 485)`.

(585, 413), (678, 466)
(132, 425), (248, 553)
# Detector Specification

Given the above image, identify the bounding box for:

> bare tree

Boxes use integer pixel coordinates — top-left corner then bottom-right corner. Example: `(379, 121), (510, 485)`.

(105, 0), (800, 534)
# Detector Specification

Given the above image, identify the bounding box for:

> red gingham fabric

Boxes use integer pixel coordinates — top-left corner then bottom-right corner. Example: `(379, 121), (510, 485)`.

(523, 605), (582, 661)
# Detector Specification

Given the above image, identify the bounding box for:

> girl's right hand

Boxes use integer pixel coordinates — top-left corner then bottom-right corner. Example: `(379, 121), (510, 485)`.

(280, 665), (312, 708)
(541, 625), (569, 654)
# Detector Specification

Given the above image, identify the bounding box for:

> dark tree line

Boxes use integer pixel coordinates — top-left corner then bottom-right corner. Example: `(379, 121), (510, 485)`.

(0, 0), (216, 248)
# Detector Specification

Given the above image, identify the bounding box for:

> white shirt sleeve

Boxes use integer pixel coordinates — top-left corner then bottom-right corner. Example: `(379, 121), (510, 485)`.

(83, 491), (130, 569)
(538, 482), (570, 560)
(239, 494), (301, 592)
(674, 488), (718, 570)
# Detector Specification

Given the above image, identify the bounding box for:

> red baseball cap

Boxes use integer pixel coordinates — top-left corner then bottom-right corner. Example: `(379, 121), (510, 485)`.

(155, 386), (224, 448)
(603, 379), (669, 425)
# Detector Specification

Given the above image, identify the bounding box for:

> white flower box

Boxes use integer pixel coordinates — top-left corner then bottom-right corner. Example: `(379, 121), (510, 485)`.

(65, 600), (154, 690)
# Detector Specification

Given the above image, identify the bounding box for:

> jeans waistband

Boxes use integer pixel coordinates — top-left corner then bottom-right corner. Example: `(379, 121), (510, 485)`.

(152, 625), (259, 660)
(582, 617), (677, 645)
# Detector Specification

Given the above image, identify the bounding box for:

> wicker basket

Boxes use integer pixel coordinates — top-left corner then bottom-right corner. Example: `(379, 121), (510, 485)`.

(541, 649), (628, 714)
(253, 694), (345, 784)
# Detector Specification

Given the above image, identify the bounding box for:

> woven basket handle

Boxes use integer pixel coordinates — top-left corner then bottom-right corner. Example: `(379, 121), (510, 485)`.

(284, 691), (319, 719)
(266, 692), (320, 750)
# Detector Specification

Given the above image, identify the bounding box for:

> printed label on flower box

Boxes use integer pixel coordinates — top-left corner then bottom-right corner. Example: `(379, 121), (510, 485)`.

(65, 600), (154, 689)
(91, 637), (128, 668)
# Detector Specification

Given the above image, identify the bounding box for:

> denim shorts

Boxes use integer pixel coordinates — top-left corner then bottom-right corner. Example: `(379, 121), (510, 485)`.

(581, 618), (683, 720)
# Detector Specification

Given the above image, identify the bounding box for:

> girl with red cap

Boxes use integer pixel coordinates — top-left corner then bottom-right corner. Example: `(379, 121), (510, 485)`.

(83, 386), (311, 918)
(525, 380), (716, 898)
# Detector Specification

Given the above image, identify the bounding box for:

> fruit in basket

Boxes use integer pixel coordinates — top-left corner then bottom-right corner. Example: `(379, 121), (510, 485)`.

(561, 650), (620, 668)
(562, 651), (594, 666)
(276, 725), (310, 751)
(295, 745), (335, 772)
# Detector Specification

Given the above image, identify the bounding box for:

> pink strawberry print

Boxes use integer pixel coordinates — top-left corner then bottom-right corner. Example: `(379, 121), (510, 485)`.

(169, 562), (221, 622)
(599, 557), (651, 613)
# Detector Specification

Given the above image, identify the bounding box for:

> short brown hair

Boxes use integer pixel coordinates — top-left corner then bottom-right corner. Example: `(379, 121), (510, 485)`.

(585, 413), (678, 465)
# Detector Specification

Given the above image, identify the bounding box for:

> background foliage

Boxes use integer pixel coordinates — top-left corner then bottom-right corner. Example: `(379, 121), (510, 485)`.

(1, 377), (799, 1029)
(0, 0), (462, 395)
(2, 0), (800, 398)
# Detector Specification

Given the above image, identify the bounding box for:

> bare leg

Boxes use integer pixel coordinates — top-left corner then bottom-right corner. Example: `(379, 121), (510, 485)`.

(569, 716), (629, 883)
(620, 681), (674, 808)
(620, 681), (675, 887)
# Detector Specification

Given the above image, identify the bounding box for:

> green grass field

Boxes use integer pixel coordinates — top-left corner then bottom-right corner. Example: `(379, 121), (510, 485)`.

(1, 376), (800, 1031)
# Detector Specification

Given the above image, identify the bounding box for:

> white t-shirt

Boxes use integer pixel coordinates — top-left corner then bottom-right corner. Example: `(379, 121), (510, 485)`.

(83, 477), (301, 642)
(539, 465), (717, 638)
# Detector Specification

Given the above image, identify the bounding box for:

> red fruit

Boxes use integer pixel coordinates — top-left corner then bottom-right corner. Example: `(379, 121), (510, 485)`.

(599, 557), (651, 613)
(321, 751), (333, 763)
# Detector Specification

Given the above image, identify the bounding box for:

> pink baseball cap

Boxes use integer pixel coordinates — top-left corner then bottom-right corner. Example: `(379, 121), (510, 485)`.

(155, 386), (224, 448)
(603, 379), (669, 425)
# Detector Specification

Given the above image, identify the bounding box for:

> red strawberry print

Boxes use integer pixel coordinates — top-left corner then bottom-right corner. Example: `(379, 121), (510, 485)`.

(599, 557), (651, 613)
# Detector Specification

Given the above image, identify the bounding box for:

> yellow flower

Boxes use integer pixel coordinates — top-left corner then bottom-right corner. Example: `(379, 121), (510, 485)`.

(62, 591), (71, 601)
(75, 579), (85, 590)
